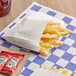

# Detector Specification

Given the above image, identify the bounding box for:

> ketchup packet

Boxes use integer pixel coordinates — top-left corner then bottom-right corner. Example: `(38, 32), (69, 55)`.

(0, 52), (12, 71)
(1, 53), (24, 74)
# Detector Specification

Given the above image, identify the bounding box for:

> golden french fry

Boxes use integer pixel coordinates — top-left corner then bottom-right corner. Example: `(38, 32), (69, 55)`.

(51, 66), (57, 72)
(44, 28), (58, 33)
(49, 26), (72, 33)
(53, 41), (63, 45)
(57, 69), (64, 73)
(40, 43), (54, 49)
(44, 24), (51, 30)
(41, 38), (51, 42)
(62, 70), (70, 76)
(41, 34), (57, 39)
(66, 30), (72, 34)
(60, 28), (72, 34)
(47, 23), (60, 26)
(44, 26), (59, 31)
(41, 34), (58, 42)
(44, 24), (60, 32)
(39, 47), (51, 56)
(50, 26), (61, 29)
(54, 27), (72, 34)
(59, 31), (72, 36)
(50, 40), (56, 44)
(39, 40), (44, 46)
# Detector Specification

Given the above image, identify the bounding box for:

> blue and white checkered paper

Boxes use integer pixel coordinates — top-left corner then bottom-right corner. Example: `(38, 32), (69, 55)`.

(0, 2), (76, 76)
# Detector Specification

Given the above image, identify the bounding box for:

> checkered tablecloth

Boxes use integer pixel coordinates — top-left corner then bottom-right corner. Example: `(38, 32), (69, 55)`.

(0, 2), (76, 76)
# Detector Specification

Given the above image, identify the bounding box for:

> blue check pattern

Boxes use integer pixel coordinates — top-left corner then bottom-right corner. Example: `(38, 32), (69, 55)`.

(0, 2), (76, 76)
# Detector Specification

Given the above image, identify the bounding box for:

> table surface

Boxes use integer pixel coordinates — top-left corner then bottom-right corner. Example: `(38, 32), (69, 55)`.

(0, 0), (76, 32)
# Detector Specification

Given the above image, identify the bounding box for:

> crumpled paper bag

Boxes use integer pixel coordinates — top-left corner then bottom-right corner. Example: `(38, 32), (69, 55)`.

(2, 11), (65, 52)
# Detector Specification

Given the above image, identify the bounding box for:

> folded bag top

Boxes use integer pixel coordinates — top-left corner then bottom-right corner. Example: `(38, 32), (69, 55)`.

(2, 11), (65, 52)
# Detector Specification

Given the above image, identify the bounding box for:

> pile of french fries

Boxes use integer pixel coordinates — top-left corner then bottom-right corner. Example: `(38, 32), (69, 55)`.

(39, 23), (72, 56)
(40, 65), (72, 76)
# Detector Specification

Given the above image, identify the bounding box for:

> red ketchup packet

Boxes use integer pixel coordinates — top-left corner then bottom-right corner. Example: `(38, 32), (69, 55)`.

(0, 52), (12, 71)
(1, 53), (24, 74)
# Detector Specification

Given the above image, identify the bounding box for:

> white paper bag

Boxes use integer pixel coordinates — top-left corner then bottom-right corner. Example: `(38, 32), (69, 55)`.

(31, 68), (64, 76)
(2, 11), (65, 52)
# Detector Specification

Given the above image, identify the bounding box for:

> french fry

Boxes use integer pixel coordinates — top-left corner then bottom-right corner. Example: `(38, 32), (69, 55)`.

(53, 41), (63, 45)
(57, 69), (64, 73)
(62, 70), (70, 75)
(41, 38), (51, 42)
(41, 34), (57, 39)
(46, 26), (72, 34)
(39, 47), (51, 56)
(44, 25), (60, 32)
(53, 27), (72, 34)
(47, 23), (60, 26)
(39, 40), (44, 46)
(40, 43), (53, 49)
(50, 40), (56, 44)
(51, 66), (57, 72)
(60, 28), (72, 34)
(59, 31), (71, 36)
(44, 28), (58, 34)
